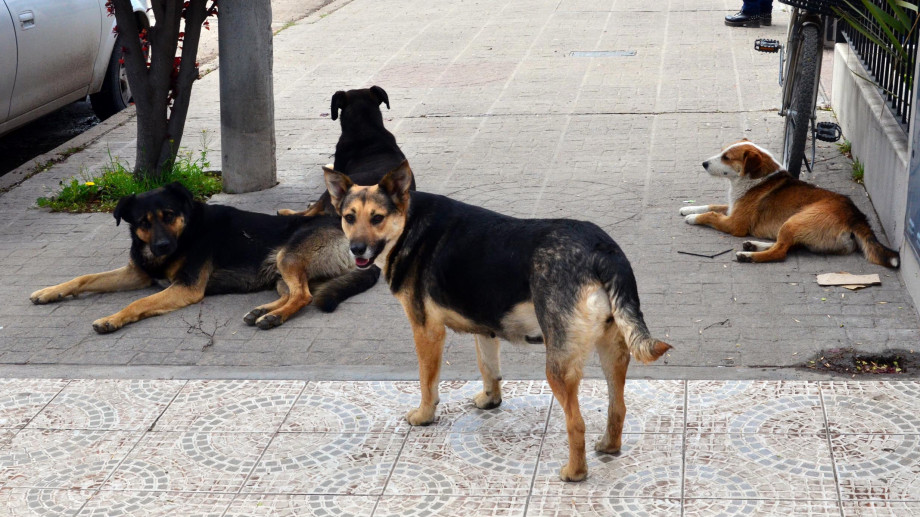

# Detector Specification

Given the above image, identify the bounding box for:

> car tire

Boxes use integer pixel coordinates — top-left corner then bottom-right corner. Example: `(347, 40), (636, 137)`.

(90, 14), (148, 120)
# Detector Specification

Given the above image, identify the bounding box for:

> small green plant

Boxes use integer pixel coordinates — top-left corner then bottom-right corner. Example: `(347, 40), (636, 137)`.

(852, 157), (865, 184)
(37, 135), (220, 213)
(837, 140), (852, 157)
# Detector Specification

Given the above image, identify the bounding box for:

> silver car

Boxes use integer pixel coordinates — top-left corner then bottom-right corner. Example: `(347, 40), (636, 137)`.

(0, 0), (147, 137)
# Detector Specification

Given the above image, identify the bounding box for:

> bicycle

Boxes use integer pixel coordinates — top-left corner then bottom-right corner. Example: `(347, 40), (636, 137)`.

(755, 0), (843, 178)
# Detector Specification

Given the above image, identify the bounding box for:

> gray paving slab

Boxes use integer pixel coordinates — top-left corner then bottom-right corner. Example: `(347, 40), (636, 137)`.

(0, 0), (917, 380)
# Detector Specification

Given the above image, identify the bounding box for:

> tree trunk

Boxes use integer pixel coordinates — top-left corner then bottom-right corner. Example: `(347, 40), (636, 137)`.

(112, 0), (211, 181)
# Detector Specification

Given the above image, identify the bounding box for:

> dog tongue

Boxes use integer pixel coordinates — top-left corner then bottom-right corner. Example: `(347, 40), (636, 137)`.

(355, 257), (370, 268)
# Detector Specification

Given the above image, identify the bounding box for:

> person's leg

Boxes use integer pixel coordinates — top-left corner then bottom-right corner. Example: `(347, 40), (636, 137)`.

(726, 0), (767, 27)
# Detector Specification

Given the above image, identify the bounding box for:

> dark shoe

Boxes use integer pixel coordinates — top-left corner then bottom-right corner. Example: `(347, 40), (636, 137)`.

(725, 11), (762, 27)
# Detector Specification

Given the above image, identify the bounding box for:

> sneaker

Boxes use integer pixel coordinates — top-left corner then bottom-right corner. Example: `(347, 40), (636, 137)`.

(725, 11), (763, 27)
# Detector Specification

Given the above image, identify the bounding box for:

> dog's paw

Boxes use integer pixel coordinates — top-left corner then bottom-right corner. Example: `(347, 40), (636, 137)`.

(594, 436), (622, 455)
(92, 317), (122, 334)
(473, 390), (502, 410)
(243, 308), (269, 326)
(742, 241), (756, 252)
(30, 287), (65, 305)
(736, 251), (754, 263)
(558, 463), (588, 482)
(255, 313), (283, 330)
(276, 208), (298, 216)
(406, 406), (436, 426)
(679, 205), (708, 216)
(684, 214), (699, 225)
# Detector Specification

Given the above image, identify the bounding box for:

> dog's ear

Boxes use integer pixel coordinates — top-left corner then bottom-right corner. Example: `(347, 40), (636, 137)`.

(323, 165), (354, 215)
(370, 85), (390, 110)
(164, 181), (194, 213)
(742, 148), (776, 179)
(113, 194), (136, 226)
(330, 91), (347, 121)
(379, 160), (413, 210)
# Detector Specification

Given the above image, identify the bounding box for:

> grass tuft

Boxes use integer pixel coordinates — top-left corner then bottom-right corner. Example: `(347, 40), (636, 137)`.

(851, 157), (864, 184)
(837, 139), (852, 157)
(37, 139), (220, 213)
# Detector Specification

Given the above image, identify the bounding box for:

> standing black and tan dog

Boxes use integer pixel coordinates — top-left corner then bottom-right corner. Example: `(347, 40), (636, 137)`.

(680, 140), (900, 267)
(324, 161), (672, 482)
(278, 86), (415, 217)
(30, 183), (378, 332)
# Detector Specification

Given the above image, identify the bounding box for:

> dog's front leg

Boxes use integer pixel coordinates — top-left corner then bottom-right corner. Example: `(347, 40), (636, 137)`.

(685, 211), (748, 237)
(30, 264), (152, 304)
(92, 281), (206, 333)
(679, 204), (727, 216)
(407, 319), (446, 426)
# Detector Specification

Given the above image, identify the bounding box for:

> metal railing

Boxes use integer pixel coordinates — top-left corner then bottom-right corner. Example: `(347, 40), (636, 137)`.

(839, 1), (919, 131)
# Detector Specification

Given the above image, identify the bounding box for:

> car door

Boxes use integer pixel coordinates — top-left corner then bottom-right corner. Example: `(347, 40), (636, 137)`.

(5, 0), (100, 120)
(0, 1), (17, 122)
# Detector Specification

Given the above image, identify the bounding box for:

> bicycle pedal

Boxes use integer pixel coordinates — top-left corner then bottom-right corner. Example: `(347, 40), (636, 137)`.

(815, 122), (842, 142)
(754, 38), (781, 53)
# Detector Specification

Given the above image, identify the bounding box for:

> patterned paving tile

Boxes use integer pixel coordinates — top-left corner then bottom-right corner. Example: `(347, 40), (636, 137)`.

(683, 499), (842, 516)
(0, 379), (69, 429)
(0, 488), (90, 516)
(242, 433), (405, 495)
(284, 380), (551, 434)
(686, 380), (824, 434)
(841, 501), (920, 516)
(833, 433), (920, 501)
(0, 430), (141, 489)
(374, 495), (527, 517)
(101, 432), (272, 493)
(385, 430), (542, 496)
(526, 496), (680, 516)
(152, 380), (304, 432)
(822, 381), (920, 435)
(226, 494), (378, 516)
(546, 380), (684, 434)
(78, 491), (234, 516)
(531, 433), (682, 498)
(26, 380), (185, 431)
(684, 432), (837, 500)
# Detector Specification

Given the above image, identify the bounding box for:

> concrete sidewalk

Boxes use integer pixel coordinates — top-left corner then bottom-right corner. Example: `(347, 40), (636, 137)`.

(0, 0), (917, 380)
(2, 378), (919, 516)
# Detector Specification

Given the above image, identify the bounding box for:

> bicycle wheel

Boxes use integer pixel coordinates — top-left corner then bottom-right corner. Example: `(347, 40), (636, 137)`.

(781, 23), (820, 178)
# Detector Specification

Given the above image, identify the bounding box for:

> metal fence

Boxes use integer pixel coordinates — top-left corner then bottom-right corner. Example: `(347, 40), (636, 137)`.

(839, 1), (919, 131)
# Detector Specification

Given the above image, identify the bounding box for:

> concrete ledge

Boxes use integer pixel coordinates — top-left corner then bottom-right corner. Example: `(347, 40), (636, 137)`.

(832, 43), (909, 248)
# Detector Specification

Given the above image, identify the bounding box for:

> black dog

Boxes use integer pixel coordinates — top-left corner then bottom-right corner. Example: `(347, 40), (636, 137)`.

(278, 86), (415, 217)
(30, 182), (378, 332)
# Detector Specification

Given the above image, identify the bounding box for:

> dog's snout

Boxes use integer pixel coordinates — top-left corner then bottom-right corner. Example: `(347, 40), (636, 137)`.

(702, 160), (709, 169)
(151, 240), (172, 256)
(350, 243), (367, 256)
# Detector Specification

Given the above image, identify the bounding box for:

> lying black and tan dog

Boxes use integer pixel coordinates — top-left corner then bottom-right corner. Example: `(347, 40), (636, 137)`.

(278, 86), (415, 217)
(324, 162), (672, 483)
(30, 183), (378, 333)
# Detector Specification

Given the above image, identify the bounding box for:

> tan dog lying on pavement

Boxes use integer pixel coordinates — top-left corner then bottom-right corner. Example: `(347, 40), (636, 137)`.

(680, 140), (899, 268)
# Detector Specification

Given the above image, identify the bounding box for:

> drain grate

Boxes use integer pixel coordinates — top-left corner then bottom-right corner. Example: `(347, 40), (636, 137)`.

(569, 50), (636, 57)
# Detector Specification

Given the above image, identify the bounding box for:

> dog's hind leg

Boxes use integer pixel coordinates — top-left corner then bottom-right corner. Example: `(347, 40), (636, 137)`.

(473, 334), (502, 409)
(31, 264), (152, 304)
(595, 324), (630, 454)
(254, 250), (313, 329)
(407, 318), (446, 426)
(741, 240), (775, 252)
(736, 216), (810, 263)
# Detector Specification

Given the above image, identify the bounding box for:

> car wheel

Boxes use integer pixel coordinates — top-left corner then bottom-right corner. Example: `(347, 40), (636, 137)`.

(90, 15), (148, 120)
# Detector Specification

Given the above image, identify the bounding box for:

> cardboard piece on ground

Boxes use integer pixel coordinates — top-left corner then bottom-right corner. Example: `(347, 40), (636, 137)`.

(816, 272), (881, 289)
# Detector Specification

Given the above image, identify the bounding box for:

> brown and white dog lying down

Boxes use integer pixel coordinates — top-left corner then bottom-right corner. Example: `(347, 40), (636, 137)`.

(680, 140), (899, 268)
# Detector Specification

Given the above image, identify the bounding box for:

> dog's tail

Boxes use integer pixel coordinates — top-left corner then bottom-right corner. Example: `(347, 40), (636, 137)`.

(852, 220), (900, 269)
(598, 253), (672, 364)
(312, 266), (381, 313)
